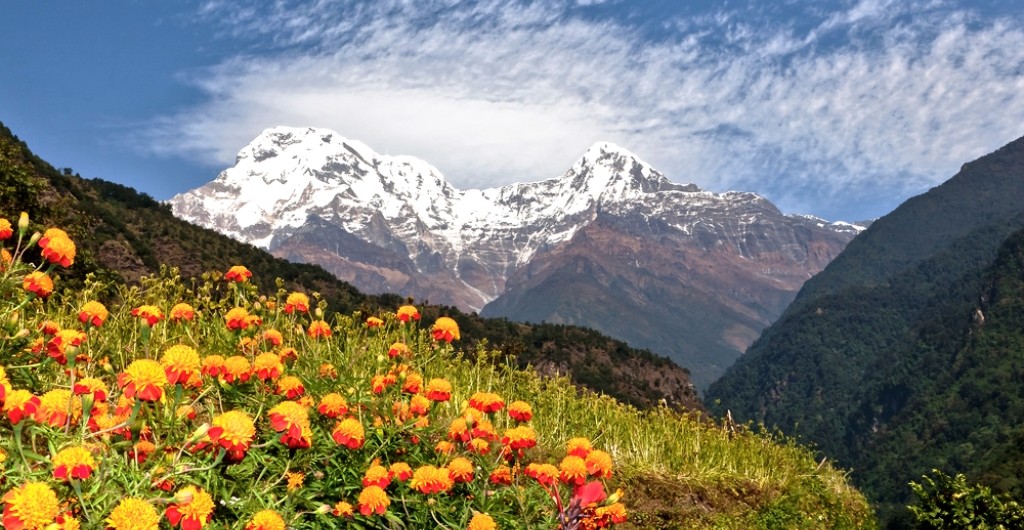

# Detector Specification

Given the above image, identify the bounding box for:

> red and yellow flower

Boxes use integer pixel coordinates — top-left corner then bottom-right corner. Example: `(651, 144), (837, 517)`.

(2, 481), (60, 530)
(252, 352), (284, 381)
(390, 462), (413, 482)
(276, 375), (305, 399)
(78, 300), (109, 327)
(468, 513), (497, 530)
(170, 303), (196, 322)
(559, 455), (588, 486)
(0, 218), (11, 240)
(387, 342), (411, 358)
(431, 316), (460, 342)
(161, 345), (202, 386)
(447, 456), (475, 483)
(365, 316), (384, 328)
(489, 465), (513, 485)
(396, 305), (420, 322)
(201, 355), (226, 378)
(332, 501), (354, 517)
(469, 392), (505, 414)
(224, 265), (252, 283)
(23, 271), (54, 298)
(106, 498), (160, 530)
(224, 307), (250, 331)
(245, 510), (285, 530)
(307, 320), (331, 338)
(207, 410), (256, 461)
(52, 446), (96, 481)
(283, 292), (309, 313)
(508, 401), (533, 422)
(410, 465), (454, 494)
(118, 359), (166, 402)
(131, 305), (165, 327)
(261, 329), (283, 346)
(332, 417), (365, 449)
(220, 356), (252, 384)
(585, 449), (613, 478)
(524, 463), (559, 486)
(36, 389), (82, 427)
(409, 394), (431, 416)
(268, 401), (312, 449)
(501, 425), (537, 451)
(357, 486), (389, 516)
(47, 329), (87, 365)
(424, 378), (452, 402)
(566, 437), (593, 458)
(4, 389), (39, 424)
(40, 233), (76, 267)
(317, 393), (348, 418)
(165, 486), (215, 530)
(362, 464), (391, 488)
(73, 377), (108, 402)
(401, 373), (422, 394)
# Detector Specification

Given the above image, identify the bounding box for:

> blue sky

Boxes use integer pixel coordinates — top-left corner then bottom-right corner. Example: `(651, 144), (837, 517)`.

(2, 0), (1022, 222)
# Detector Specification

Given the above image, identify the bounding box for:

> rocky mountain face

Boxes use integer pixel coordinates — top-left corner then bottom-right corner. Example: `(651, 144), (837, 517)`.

(170, 126), (859, 389)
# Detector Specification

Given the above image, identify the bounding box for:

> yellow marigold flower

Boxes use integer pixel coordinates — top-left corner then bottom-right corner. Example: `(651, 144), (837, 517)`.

(201, 355), (226, 377)
(469, 391), (505, 414)
(524, 463), (559, 486)
(489, 465), (513, 485)
(388, 342), (411, 358)
(245, 509), (285, 530)
(4, 389), (39, 424)
(253, 352), (284, 381)
(262, 329), (283, 346)
(332, 417), (365, 449)
(39, 227), (67, 247)
(2, 481), (60, 530)
(286, 471), (305, 492)
(23, 271), (54, 298)
(52, 445), (96, 481)
(559, 455), (588, 486)
(390, 462), (413, 481)
(166, 485), (215, 530)
(508, 400), (533, 422)
(220, 355), (251, 383)
(595, 502), (628, 524)
(566, 437), (592, 458)
(468, 512), (497, 530)
(278, 347), (298, 363)
(161, 345), (201, 386)
(435, 440), (455, 455)
(55, 513), (81, 530)
(362, 464), (391, 488)
(40, 234), (76, 267)
(401, 372), (423, 394)
(131, 305), (165, 326)
(208, 409), (257, 462)
(365, 316), (384, 328)
(78, 300), (108, 327)
(224, 265), (252, 283)
(0, 217), (10, 240)
(284, 292), (309, 314)
(396, 305), (420, 322)
(585, 449), (613, 478)
(317, 392), (348, 419)
(358, 485), (389, 516)
(47, 329), (87, 365)
(424, 378), (452, 402)
(410, 465), (454, 494)
(447, 456), (475, 483)
(106, 497), (160, 530)
(36, 388), (81, 427)
(332, 501), (354, 517)
(170, 302), (196, 322)
(468, 437), (492, 455)
(224, 307), (250, 331)
(307, 319), (331, 338)
(268, 401), (311, 449)
(501, 425), (537, 450)
(276, 375), (305, 399)
(431, 316), (460, 342)
(318, 362), (337, 378)
(118, 359), (166, 402)
(409, 394), (430, 416)
(448, 417), (470, 442)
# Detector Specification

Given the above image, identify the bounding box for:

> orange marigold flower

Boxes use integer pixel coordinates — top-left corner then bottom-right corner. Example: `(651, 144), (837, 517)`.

(170, 303), (196, 322)
(469, 392), (505, 414)
(276, 375), (305, 399)
(387, 342), (411, 358)
(106, 498), (159, 530)
(370, 374), (394, 394)
(566, 437), (592, 458)
(252, 352), (284, 381)
(332, 417), (365, 449)
(286, 471), (305, 492)
(47, 329), (87, 365)
(132, 305), (165, 327)
(524, 463), (559, 486)
(73, 376), (108, 402)
(362, 464), (391, 488)
(390, 462), (413, 482)
(278, 347), (298, 363)
(208, 410), (256, 462)
(409, 394), (430, 416)
(268, 401), (311, 449)
(118, 359), (166, 402)
(0, 218), (11, 240)
(40, 234), (76, 267)
(78, 300), (108, 327)
(435, 440), (455, 455)
(357, 485), (389, 516)
(220, 355), (252, 384)
(559, 455), (588, 486)
(130, 440), (157, 464)
(489, 465), (513, 486)
(52, 446), (96, 481)
(317, 393), (348, 419)
(0, 249), (10, 271)
(507, 401), (533, 422)
(319, 363), (337, 379)
(36, 389), (81, 427)
(224, 265), (252, 283)
(501, 425), (537, 451)
(448, 417), (471, 443)
(165, 486), (215, 530)
(410, 465), (454, 494)
(161, 345), (201, 386)
(38, 320), (60, 336)
(262, 329), (283, 347)
(431, 316), (460, 342)
(424, 378), (452, 402)
(5, 389), (39, 424)
(224, 307), (250, 331)
(245, 510), (285, 530)
(401, 372), (422, 394)
(201, 355), (226, 377)
(468, 512), (497, 530)
(23, 271), (54, 298)
(38, 227), (67, 248)
(283, 292), (309, 314)
(396, 305), (420, 322)
(468, 437), (492, 455)
(332, 501), (354, 517)
(365, 316), (384, 328)
(307, 320), (331, 338)
(585, 449), (613, 479)
(2, 481), (60, 530)
(594, 502), (628, 524)
(447, 457), (475, 483)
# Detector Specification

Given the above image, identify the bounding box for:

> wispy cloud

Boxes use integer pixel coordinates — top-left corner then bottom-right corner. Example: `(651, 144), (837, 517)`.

(143, 0), (1024, 219)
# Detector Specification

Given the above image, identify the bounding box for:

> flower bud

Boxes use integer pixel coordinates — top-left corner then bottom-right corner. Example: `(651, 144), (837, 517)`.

(27, 231), (41, 247)
(314, 504), (332, 515)
(18, 212), (28, 232)
(174, 488), (195, 504)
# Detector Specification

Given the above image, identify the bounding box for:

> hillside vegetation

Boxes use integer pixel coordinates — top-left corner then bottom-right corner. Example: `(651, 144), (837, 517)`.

(0, 121), (877, 527)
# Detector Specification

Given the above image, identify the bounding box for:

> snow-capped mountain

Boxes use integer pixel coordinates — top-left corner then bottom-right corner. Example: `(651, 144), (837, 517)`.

(170, 126), (860, 388)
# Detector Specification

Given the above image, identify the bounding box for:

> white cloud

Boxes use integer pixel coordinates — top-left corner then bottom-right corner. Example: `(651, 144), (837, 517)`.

(145, 0), (1024, 219)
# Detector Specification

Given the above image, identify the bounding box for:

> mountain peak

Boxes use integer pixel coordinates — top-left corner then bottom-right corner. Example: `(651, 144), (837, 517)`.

(566, 141), (700, 199)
